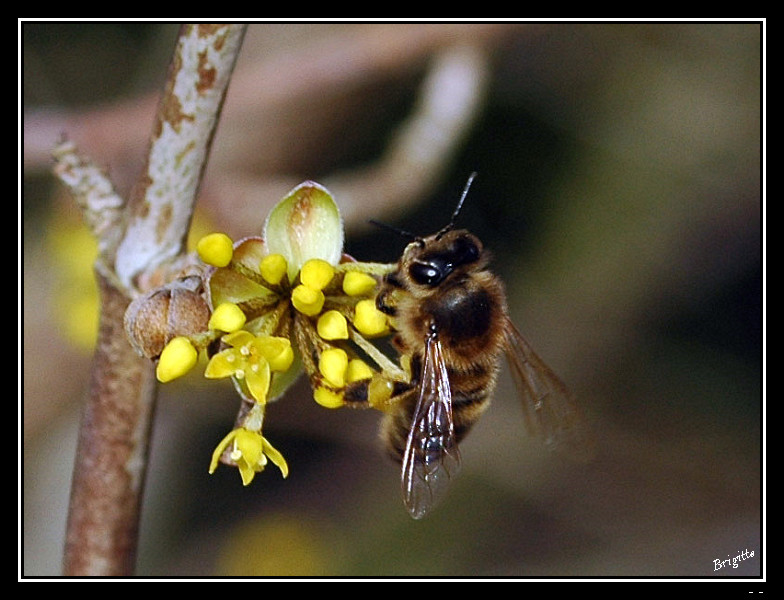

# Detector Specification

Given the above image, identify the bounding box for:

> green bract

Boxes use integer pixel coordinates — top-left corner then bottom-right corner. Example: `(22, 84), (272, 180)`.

(263, 181), (344, 283)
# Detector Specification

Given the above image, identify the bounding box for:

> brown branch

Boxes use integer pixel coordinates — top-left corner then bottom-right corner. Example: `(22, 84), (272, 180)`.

(59, 24), (247, 576)
(61, 272), (158, 576)
(115, 24), (248, 291)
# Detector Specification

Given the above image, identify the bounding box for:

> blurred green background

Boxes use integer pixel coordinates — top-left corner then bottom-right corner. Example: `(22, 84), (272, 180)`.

(22, 22), (762, 577)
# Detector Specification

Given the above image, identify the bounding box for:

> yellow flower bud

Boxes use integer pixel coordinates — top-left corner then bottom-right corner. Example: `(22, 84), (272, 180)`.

(156, 336), (198, 382)
(314, 386), (345, 409)
(259, 253), (288, 285)
(291, 284), (325, 316)
(353, 299), (388, 337)
(342, 271), (377, 296)
(208, 302), (247, 332)
(317, 310), (349, 340)
(319, 347), (348, 388)
(197, 232), (234, 267)
(300, 259), (335, 290)
(347, 358), (374, 383)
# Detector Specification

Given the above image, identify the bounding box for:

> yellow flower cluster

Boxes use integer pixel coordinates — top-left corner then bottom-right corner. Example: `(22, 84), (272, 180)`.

(144, 181), (402, 487)
(153, 241), (394, 484)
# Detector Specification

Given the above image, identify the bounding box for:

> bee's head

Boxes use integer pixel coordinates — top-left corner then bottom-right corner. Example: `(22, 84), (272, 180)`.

(404, 228), (485, 287)
(370, 172), (482, 288)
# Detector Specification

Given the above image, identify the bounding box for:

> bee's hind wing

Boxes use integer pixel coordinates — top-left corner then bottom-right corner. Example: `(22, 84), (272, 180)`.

(503, 319), (595, 462)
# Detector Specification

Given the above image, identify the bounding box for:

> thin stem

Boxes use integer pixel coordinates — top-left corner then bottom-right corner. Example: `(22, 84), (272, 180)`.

(60, 24), (247, 576)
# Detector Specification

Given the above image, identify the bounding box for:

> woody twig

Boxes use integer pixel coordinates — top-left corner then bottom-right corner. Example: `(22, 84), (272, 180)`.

(55, 24), (247, 577)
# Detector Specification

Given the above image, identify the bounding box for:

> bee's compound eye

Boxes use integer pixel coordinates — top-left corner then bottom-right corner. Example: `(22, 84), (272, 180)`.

(409, 261), (444, 286)
(452, 237), (479, 266)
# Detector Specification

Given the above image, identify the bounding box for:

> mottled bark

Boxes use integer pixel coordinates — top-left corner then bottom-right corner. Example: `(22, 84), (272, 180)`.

(59, 24), (247, 576)
(62, 272), (157, 576)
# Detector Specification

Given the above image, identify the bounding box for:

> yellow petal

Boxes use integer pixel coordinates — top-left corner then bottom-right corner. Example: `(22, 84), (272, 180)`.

(270, 345), (294, 372)
(237, 462), (258, 486)
(253, 336), (291, 361)
(204, 348), (240, 379)
(254, 338), (295, 372)
(222, 330), (255, 348)
(245, 360), (272, 404)
(234, 428), (265, 467)
(209, 429), (239, 474)
(262, 437), (289, 478)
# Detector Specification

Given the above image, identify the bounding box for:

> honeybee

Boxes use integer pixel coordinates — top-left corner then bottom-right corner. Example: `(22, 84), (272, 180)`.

(374, 173), (593, 519)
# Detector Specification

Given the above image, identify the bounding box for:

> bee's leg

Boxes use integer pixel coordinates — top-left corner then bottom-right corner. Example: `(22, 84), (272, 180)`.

(376, 272), (404, 316)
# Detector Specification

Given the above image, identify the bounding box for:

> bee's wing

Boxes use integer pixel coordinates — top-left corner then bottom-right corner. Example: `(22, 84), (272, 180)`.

(401, 333), (462, 519)
(503, 318), (595, 461)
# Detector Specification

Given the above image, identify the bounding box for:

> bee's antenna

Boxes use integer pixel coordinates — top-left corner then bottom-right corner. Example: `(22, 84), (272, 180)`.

(437, 171), (477, 238)
(369, 219), (422, 245)
(451, 171), (477, 225)
(371, 172), (478, 245)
